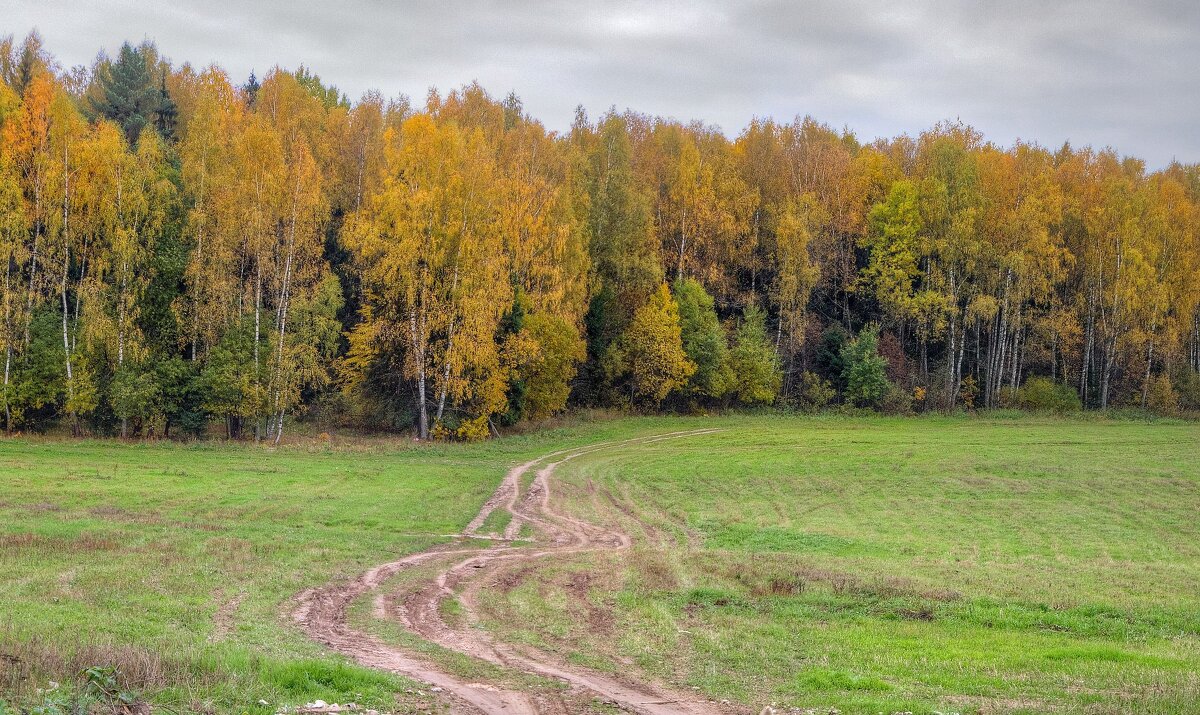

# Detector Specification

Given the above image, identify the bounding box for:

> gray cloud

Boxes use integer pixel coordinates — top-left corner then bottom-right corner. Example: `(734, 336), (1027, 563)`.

(6, 0), (1198, 166)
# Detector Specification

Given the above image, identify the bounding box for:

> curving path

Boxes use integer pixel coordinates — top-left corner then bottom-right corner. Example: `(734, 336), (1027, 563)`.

(293, 430), (731, 714)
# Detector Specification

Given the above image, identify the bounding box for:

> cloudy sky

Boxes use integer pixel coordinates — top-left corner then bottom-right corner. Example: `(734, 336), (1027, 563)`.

(7, 0), (1198, 166)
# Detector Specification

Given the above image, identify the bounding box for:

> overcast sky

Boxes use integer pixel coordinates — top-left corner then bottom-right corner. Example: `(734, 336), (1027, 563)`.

(6, 0), (1198, 167)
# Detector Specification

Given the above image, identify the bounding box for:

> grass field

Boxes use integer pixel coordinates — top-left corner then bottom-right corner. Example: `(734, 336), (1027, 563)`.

(2, 414), (1199, 714)
(473, 415), (1200, 713)
(0, 438), (491, 713)
(0, 420), (654, 713)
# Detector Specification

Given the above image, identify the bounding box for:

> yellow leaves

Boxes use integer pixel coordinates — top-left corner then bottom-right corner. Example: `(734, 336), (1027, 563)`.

(0, 146), (26, 248)
(0, 80), (19, 125)
(74, 121), (125, 246)
(773, 195), (823, 351)
(968, 294), (1000, 323)
(48, 110), (172, 371)
(614, 283), (695, 406)
(373, 115), (485, 279)
(177, 69), (243, 353)
(257, 68), (334, 161)
(655, 124), (754, 294)
(178, 68), (239, 195)
(451, 415), (491, 441)
(860, 180), (923, 322)
(1, 73), (54, 166)
(180, 71), (330, 339)
(509, 312), (586, 420)
(349, 106), (524, 430)
(844, 147), (902, 234)
(908, 290), (951, 340)
(493, 120), (588, 322)
(0, 143), (29, 355)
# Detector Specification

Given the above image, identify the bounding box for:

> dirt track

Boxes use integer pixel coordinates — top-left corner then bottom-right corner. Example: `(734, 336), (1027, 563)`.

(293, 430), (732, 714)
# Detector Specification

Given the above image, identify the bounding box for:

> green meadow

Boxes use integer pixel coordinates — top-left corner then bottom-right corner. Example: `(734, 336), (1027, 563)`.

(2, 414), (1199, 714)
(473, 415), (1200, 713)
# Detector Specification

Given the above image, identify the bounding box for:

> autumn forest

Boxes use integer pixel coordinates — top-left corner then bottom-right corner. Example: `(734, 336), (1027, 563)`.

(2, 32), (1199, 441)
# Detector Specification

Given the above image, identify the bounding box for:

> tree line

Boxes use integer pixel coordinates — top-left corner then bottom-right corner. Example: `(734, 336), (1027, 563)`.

(1, 32), (1198, 440)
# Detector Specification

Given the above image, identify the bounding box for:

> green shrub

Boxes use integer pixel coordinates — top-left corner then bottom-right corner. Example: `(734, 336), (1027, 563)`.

(1170, 367), (1200, 412)
(1015, 377), (1081, 413)
(1145, 374), (1180, 415)
(840, 324), (890, 408)
(959, 374), (979, 409)
(880, 383), (914, 415)
(673, 278), (733, 400)
(729, 304), (782, 405)
(797, 371), (835, 412)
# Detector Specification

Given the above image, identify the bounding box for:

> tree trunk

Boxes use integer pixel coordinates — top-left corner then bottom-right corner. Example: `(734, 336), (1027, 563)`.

(676, 232), (686, 282)
(973, 319), (980, 378)
(996, 273), (1013, 406)
(1051, 334), (1057, 382)
(1190, 315), (1199, 372)
(254, 262), (263, 442)
(72, 237), (87, 353)
(1191, 313), (1200, 372)
(3, 256), (13, 434)
(254, 264), (261, 368)
(1010, 323), (1022, 389)
(24, 202), (40, 349)
(985, 311), (998, 406)
(954, 323), (967, 408)
(190, 224), (203, 362)
(946, 293), (956, 407)
(61, 272), (75, 434)
(271, 172), (302, 447)
(1081, 286), (1095, 407)
(410, 308), (429, 440)
(3, 341), (10, 434)
(1100, 339), (1116, 409)
(985, 315), (998, 407)
(435, 264), (460, 424)
(921, 338), (928, 384)
(1141, 338), (1155, 409)
(1139, 311), (1159, 409)
(435, 331), (453, 423)
(355, 141), (366, 211)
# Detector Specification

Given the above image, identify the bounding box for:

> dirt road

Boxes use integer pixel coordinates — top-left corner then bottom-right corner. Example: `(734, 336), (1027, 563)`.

(294, 430), (731, 714)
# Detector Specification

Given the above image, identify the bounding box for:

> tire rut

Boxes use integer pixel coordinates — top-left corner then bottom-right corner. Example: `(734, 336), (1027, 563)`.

(294, 430), (729, 715)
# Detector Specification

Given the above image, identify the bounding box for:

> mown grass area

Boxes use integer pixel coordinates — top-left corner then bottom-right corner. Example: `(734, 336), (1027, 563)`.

(0, 417), (691, 714)
(475, 414), (1200, 714)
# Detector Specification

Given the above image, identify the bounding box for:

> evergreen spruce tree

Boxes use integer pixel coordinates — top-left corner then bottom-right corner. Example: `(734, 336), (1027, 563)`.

(153, 69), (177, 141)
(841, 324), (891, 408)
(729, 303), (782, 405)
(244, 71), (260, 108)
(673, 278), (732, 400)
(90, 43), (162, 144)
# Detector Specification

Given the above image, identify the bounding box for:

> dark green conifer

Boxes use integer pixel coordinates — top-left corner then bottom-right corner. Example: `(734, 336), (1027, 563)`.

(90, 42), (162, 144)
